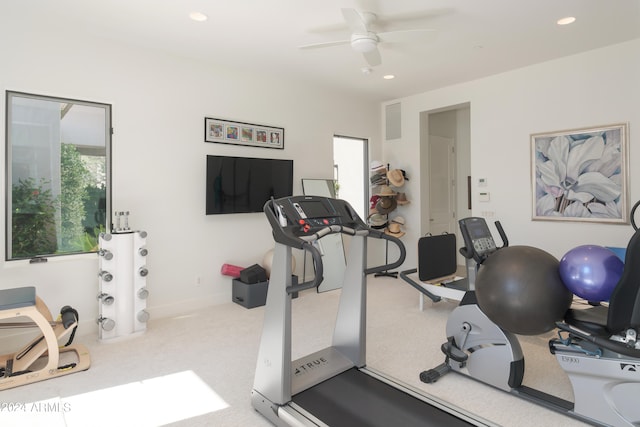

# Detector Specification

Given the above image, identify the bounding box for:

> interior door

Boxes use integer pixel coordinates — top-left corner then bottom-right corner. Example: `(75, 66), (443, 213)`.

(428, 135), (456, 235)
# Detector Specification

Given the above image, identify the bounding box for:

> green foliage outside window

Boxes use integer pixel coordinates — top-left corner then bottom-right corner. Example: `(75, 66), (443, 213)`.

(11, 145), (106, 258)
(11, 178), (58, 258)
(83, 185), (107, 252)
(60, 143), (91, 253)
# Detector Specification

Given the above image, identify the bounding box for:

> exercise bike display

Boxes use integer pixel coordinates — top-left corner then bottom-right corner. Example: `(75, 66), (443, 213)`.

(422, 216), (640, 427)
(252, 195), (497, 427)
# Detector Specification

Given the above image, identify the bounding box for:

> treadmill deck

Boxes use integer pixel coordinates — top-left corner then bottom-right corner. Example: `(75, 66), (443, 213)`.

(292, 368), (477, 427)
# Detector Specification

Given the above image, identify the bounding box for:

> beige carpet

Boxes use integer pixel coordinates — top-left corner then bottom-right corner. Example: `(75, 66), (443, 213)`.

(0, 275), (587, 426)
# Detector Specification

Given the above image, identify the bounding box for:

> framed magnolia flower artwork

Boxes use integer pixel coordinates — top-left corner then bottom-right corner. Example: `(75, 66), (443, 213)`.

(531, 123), (629, 224)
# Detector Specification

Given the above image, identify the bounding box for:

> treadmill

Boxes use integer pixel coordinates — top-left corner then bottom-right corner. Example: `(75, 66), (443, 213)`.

(252, 195), (495, 427)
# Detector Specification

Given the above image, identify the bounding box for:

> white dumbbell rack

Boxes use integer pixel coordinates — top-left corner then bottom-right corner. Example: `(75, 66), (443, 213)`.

(97, 230), (149, 341)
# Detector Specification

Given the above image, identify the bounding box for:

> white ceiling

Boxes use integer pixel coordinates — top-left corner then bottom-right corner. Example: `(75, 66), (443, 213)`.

(5, 0), (640, 102)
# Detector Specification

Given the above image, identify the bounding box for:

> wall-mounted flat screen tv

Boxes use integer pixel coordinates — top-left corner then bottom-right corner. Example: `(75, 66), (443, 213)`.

(206, 155), (293, 214)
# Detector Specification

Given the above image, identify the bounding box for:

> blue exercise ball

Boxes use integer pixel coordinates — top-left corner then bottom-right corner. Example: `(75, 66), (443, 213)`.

(559, 245), (624, 302)
(475, 246), (573, 335)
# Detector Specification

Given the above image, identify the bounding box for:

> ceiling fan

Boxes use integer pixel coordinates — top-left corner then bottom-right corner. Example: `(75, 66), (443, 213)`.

(299, 8), (438, 68)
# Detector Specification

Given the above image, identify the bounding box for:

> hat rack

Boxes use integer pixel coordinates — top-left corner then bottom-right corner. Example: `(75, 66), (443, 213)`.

(369, 162), (409, 279)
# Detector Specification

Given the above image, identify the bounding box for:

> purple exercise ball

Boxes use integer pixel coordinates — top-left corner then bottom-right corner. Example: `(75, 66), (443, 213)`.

(559, 245), (624, 302)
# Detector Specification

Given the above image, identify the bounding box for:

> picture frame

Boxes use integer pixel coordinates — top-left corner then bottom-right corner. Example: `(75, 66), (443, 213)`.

(205, 117), (284, 149)
(531, 123), (629, 224)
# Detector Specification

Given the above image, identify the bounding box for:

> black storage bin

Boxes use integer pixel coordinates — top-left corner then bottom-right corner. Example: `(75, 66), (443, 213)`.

(232, 279), (268, 308)
(232, 275), (299, 309)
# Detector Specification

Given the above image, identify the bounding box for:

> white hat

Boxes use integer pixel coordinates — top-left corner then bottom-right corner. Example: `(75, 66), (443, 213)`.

(370, 160), (385, 173)
(367, 213), (388, 229)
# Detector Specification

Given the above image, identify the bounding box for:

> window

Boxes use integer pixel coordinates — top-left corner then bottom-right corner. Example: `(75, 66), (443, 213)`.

(6, 91), (111, 260)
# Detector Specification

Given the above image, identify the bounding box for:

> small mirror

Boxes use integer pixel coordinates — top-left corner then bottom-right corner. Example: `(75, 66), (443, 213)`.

(301, 179), (346, 292)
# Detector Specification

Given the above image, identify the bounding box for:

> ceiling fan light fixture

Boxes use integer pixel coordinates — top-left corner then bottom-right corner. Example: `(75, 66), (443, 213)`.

(351, 34), (378, 53)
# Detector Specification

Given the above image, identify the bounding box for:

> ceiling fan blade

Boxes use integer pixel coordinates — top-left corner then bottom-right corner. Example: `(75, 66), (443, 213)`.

(355, 0), (380, 14)
(306, 22), (349, 34)
(299, 39), (351, 50)
(363, 48), (381, 67)
(377, 29), (437, 44)
(375, 8), (454, 29)
(341, 8), (369, 34)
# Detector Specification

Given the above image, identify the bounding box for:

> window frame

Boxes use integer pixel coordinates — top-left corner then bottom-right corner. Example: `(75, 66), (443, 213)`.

(5, 90), (112, 261)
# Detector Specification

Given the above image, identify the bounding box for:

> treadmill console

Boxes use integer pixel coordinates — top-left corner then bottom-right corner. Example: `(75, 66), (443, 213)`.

(263, 194), (406, 293)
(459, 217), (498, 262)
(271, 195), (365, 238)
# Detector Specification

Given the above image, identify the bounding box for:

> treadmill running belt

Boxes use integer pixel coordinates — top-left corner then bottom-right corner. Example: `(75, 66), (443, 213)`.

(292, 368), (475, 427)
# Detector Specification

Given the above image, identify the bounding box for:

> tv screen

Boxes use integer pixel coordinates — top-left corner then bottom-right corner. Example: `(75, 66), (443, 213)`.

(206, 155), (293, 214)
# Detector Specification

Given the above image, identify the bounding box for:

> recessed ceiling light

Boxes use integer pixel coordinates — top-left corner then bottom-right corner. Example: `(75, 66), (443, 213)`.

(189, 12), (208, 22)
(383, 74), (395, 80)
(557, 16), (576, 26)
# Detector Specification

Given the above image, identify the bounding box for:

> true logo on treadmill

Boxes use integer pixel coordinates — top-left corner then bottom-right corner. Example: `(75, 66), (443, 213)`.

(294, 357), (328, 376)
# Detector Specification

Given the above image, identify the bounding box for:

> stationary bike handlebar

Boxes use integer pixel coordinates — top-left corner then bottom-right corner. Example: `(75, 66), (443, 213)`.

(631, 199), (640, 231)
(494, 221), (509, 248)
(458, 246), (474, 260)
(459, 218), (508, 265)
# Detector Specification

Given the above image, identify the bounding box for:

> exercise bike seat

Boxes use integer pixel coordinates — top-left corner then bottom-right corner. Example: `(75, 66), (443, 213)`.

(563, 305), (608, 336)
(562, 227), (640, 352)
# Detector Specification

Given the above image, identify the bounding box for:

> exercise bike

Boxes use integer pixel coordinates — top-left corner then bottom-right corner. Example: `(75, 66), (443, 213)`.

(418, 216), (640, 427)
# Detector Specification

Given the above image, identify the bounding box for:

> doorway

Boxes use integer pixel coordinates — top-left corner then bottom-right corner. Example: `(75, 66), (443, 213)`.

(421, 105), (471, 265)
(333, 135), (368, 219)
(429, 135), (456, 234)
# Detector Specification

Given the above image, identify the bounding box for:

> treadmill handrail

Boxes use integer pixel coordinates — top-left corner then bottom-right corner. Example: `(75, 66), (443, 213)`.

(365, 231), (406, 275)
(287, 242), (324, 294)
(265, 196), (406, 288)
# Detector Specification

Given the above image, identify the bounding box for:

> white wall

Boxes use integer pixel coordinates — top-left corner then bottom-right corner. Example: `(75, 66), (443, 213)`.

(386, 39), (640, 269)
(0, 24), (380, 335)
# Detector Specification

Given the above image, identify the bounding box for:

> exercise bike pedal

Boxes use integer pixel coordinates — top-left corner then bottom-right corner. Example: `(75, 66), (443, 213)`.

(441, 338), (468, 363)
(420, 363), (451, 383)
